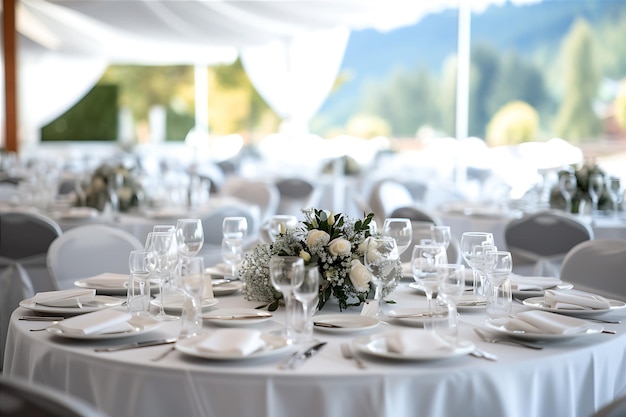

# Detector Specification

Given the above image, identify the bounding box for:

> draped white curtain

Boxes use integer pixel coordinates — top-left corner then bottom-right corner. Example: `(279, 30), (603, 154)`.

(241, 27), (350, 136)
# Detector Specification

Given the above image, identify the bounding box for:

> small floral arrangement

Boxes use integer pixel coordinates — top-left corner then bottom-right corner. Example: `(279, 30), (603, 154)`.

(79, 163), (142, 212)
(550, 161), (610, 213)
(240, 208), (402, 311)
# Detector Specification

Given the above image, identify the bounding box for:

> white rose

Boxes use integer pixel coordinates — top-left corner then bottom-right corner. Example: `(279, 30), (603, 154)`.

(299, 250), (311, 262)
(307, 230), (330, 247)
(328, 238), (351, 256)
(349, 259), (371, 292)
(358, 236), (375, 255)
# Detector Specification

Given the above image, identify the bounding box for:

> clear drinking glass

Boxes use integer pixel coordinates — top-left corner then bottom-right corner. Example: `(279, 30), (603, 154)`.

(606, 176), (622, 216)
(145, 231), (179, 321)
(559, 172), (577, 213)
(267, 215), (298, 242)
(382, 218), (413, 255)
(484, 250), (513, 319)
(292, 267), (320, 344)
(177, 257), (205, 338)
(411, 243), (448, 316)
(432, 264), (465, 340)
(222, 217), (247, 278)
(469, 242), (497, 295)
(269, 256), (305, 342)
(221, 239), (244, 279)
(588, 173), (604, 216)
(176, 219), (204, 259)
(430, 225), (451, 249)
(460, 232), (494, 294)
(127, 250), (152, 317)
(364, 237), (400, 317)
(153, 224), (178, 288)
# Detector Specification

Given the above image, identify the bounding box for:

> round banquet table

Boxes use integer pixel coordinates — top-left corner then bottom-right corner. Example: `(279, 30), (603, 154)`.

(4, 283), (626, 417)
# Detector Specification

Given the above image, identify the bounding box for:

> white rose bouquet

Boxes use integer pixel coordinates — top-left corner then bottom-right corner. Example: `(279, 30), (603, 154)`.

(240, 208), (402, 311)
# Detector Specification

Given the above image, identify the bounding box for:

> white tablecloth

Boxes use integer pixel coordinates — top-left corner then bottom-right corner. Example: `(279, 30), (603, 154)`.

(4, 284), (626, 417)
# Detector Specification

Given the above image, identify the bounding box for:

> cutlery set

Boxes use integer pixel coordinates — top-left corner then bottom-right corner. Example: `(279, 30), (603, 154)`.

(280, 342), (327, 370)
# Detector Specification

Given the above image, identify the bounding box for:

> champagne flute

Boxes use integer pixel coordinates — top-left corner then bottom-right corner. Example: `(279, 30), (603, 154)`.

(588, 173), (604, 216)
(292, 267), (320, 344)
(411, 243), (448, 315)
(176, 218), (204, 260)
(559, 172), (577, 213)
(382, 218), (412, 256)
(267, 215), (298, 242)
(364, 236), (399, 318)
(145, 231), (179, 321)
(269, 256), (305, 342)
(460, 232), (494, 295)
(177, 257), (205, 338)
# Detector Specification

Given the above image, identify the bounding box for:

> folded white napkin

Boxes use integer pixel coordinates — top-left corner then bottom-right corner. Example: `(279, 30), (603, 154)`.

(510, 275), (561, 291)
(32, 289), (96, 308)
(492, 310), (588, 334)
(544, 289), (611, 310)
(57, 309), (132, 335)
(81, 273), (130, 288)
(385, 330), (452, 354)
(196, 329), (266, 356)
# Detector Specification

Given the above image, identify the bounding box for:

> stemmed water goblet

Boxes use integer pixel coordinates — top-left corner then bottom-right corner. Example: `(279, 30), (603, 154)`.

(269, 256), (305, 343)
(382, 218), (412, 256)
(127, 249), (152, 317)
(153, 224), (178, 288)
(430, 225), (451, 249)
(267, 215), (298, 242)
(588, 173), (604, 216)
(145, 231), (179, 321)
(176, 219), (204, 261)
(460, 232), (494, 295)
(176, 257), (205, 338)
(606, 176), (622, 217)
(364, 236), (400, 318)
(221, 217), (247, 279)
(559, 172), (577, 213)
(432, 264), (465, 339)
(483, 250), (513, 319)
(410, 242), (448, 319)
(292, 267), (320, 344)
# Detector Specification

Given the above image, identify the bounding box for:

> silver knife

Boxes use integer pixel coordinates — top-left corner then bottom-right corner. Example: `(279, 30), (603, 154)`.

(288, 342), (327, 370)
(94, 337), (177, 352)
(204, 314), (272, 320)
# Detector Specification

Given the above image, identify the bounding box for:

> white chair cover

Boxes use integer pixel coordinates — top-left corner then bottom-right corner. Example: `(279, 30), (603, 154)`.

(200, 204), (260, 247)
(275, 177), (322, 219)
(0, 211), (62, 367)
(560, 239), (626, 301)
(389, 206), (443, 226)
(367, 179), (414, 223)
(220, 178), (280, 224)
(504, 210), (593, 277)
(46, 224), (143, 290)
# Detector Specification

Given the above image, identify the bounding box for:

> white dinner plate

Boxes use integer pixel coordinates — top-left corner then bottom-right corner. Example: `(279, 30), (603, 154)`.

(386, 308), (455, 327)
(19, 296), (125, 314)
(202, 308), (273, 326)
(212, 281), (243, 296)
(46, 316), (160, 340)
(151, 293), (219, 313)
(521, 296), (626, 317)
(512, 282), (574, 299)
(313, 314), (379, 334)
(352, 333), (475, 361)
(484, 318), (604, 341)
(175, 332), (291, 360)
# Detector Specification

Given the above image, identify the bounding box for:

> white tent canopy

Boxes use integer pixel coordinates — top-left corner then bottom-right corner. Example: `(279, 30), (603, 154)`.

(1, 0), (539, 149)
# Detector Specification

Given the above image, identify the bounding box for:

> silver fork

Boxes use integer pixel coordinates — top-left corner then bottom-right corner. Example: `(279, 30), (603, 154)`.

(474, 328), (543, 350)
(340, 343), (366, 369)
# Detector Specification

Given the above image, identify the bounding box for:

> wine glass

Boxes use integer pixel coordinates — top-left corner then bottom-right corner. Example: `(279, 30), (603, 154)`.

(127, 250), (152, 317)
(559, 172), (577, 213)
(176, 219), (204, 260)
(292, 267), (320, 344)
(269, 256), (305, 342)
(382, 218), (412, 256)
(432, 264), (465, 340)
(411, 242), (448, 314)
(605, 176), (622, 216)
(460, 232), (494, 294)
(222, 217), (247, 278)
(483, 250), (513, 319)
(364, 236), (399, 317)
(588, 173), (604, 216)
(267, 215), (298, 242)
(430, 225), (451, 249)
(145, 231), (179, 321)
(177, 257), (205, 339)
(153, 224), (177, 288)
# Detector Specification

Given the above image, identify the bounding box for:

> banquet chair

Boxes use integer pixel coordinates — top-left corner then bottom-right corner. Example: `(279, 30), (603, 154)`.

(220, 178), (280, 224)
(0, 211), (62, 368)
(0, 376), (109, 417)
(389, 205), (443, 226)
(47, 224), (143, 290)
(591, 395), (626, 417)
(401, 221), (461, 264)
(504, 209), (593, 277)
(200, 203), (259, 246)
(560, 239), (626, 301)
(367, 179), (414, 224)
(275, 177), (322, 219)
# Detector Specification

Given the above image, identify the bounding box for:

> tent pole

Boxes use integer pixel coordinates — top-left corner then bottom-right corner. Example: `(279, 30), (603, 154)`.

(454, 1), (471, 185)
(2, 0), (18, 153)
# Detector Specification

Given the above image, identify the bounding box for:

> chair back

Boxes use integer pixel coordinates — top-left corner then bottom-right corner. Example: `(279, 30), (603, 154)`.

(0, 211), (62, 367)
(200, 204), (260, 246)
(221, 178), (280, 223)
(368, 179), (414, 223)
(504, 209), (593, 276)
(390, 206), (442, 225)
(275, 178), (322, 219)
(560, 239), (626, 301)
(47, 224), (143, 290)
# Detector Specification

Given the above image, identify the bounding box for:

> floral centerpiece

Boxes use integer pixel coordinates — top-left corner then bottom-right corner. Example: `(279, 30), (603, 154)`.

(78, 163), (142, 212)
(240, 208), (402, 311)
(549, 161), (610, 213)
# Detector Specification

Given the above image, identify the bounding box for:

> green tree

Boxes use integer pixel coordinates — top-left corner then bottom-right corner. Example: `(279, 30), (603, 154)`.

(554, 19), (601, 141)
(468, 43), (501, 138)
(486, 101), (539, 146)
